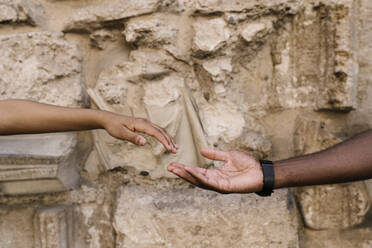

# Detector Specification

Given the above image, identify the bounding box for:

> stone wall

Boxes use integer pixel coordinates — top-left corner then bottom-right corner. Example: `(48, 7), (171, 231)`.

(0, 0), (372, 247)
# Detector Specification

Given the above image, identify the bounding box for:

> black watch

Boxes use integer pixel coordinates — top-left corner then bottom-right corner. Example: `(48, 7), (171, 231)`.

(255, 160), (275, 197)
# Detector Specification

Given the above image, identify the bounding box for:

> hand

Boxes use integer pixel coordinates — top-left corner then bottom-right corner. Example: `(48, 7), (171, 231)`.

(167, 149), (263, 193)
(101, 112), (178, 153)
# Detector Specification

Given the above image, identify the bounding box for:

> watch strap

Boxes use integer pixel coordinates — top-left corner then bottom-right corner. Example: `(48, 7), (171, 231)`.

(256, 160), (274, 197)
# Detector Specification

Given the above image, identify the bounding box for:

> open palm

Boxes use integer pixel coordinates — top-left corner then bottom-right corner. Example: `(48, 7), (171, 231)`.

(168, 149), (264, 194)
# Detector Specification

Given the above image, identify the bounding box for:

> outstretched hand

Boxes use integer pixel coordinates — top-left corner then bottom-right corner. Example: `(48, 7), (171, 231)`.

(102, 112), (178, 153)
(167, 149), (263, 193)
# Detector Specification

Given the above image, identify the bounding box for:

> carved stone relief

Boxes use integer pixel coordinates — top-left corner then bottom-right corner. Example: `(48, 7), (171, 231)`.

(273, 1), (359, 111)
(0, 133), (80, 195)
(34, 205), (75, 248)
(88, 58), (210, 178)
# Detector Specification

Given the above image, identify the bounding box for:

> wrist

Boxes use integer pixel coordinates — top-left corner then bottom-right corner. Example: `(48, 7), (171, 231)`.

(273, 160), (290, 189)
(256, 160), (274, 196)
(92, 109), (111, 129)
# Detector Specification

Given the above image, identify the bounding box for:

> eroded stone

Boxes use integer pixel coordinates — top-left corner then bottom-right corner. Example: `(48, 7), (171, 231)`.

(113, 185), (299, 248)
(0, 207), (35, 247)
(199, 99), (245, 143)
(64, 0), (161, 32)
(89, 29), (116, 50)
(88, 56), (210, 178)
(123, 14), (179, 51)
(34, 205), (75, 248)
(195, 0), (302, 15)
(192, 18), (230, 56)
(240, 20), (273, 43)
(0, 0), (45, 26)
(0, 32), (86, 107)
(201, 57), (232, 84)
(273, 2), (358, 111)
(0, 133), (80, 195)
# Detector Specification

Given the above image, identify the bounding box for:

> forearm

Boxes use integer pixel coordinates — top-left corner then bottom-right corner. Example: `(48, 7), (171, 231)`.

(0, 99), (106, 135)
(274, 130), (372, 188)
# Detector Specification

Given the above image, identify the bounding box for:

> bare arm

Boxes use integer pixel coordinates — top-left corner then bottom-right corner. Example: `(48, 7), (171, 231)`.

(274, 130), (372, 188)
(168, 130), (372, 193)
(0, 99), (178, 153)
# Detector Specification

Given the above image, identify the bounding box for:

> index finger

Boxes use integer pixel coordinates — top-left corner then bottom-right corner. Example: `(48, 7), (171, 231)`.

(134, 119), (176, 153)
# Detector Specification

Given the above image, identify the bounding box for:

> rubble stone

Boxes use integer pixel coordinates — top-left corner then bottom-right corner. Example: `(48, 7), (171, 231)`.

(192, 18), (230, 56)
(89, 29), (116, 50)
(123, 14), (179, 51)
(240, 20), (273, 43)
(0, 32), (86, 107)
(64, 0), (161, 32)
(0, 0), (45, 26)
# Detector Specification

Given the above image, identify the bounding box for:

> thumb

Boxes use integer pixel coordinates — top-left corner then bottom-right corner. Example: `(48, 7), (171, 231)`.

(121, 127), (147, 146)
(200, 148), (230, 162)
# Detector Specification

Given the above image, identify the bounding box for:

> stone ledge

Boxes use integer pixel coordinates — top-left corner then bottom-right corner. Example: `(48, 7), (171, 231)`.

(0, 133), (80, 195)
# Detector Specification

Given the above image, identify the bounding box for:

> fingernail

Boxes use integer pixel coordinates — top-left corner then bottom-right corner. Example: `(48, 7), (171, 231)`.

(138, 137), (146, 145)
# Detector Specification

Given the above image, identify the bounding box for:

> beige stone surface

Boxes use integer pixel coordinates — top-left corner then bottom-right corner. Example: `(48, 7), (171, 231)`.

(114, 186), (299, 248)
(0, 32), (86, 107)
(0, 0), (371, 247)
(194, 0), (302, 15)
(272, 1), (359, 111)
(192, 18), (230, 56)
(0, 207), (35, 247)
(63, 0), (161, 32)
(301, 228), (372, 248)
(123, 14), (179, 52)
(0, 0), (45, 26)
(240, 21), (273, 43)
(34, 205), (75, 248)
(0, 133), (81, 195)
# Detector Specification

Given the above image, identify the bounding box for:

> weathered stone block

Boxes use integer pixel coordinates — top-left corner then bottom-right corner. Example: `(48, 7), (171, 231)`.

(0, 0), (45, 26)
(0, 32), (86, 107)
(302, 228), (372, 248)
(273, 1), (359, 111)
(192, 18), (230, 56)
(194, 0), (301, 15)
(315, 1), (359, 111)
(114, 185), (299, 248)
(201, 57), (232, 85)
(63, 0), (161, 32)
(0, 207), (35, 248)
(0, 133), (80, 195)
(293, 117), (370, 229)
(123, 14), (179, 50)
(89, 29), (116, 50)
(34, 205), (75, 248)
(240, 20), (273, 43)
